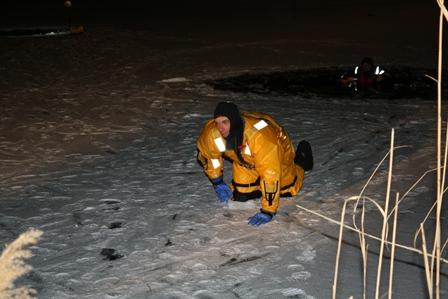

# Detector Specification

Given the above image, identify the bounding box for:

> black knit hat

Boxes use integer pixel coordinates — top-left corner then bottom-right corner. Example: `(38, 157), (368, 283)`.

(214, 101), (239, 120)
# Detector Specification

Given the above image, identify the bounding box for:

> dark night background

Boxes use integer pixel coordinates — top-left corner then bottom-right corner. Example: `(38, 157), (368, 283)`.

(2, 0), (441, 67)
(1, 0), (439, 33)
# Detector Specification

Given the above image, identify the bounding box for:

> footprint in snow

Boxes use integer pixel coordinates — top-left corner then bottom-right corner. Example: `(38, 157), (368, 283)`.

(289, 271), (312, 281)
(100, 198), (122, 212)
(100, 198), (121, 205)
(107, 222), (122, 229)
(280, 287), (316, 298)
(352, 167), (364, 176)
(100, 248), (123, 261)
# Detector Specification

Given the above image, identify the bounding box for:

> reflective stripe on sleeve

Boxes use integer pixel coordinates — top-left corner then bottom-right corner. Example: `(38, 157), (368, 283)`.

(254, 120), (268, 130)
(211, 158), (221, 169)
(214, 137), (226, 152)
(244, 144), (251, 155)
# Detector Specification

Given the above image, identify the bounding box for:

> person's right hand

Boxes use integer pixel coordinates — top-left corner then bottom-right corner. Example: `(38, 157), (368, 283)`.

(211, 177), (232, 204)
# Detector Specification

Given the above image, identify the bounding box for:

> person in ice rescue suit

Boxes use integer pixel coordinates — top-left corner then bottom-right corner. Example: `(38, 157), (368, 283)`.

(196, 102), (313, 226)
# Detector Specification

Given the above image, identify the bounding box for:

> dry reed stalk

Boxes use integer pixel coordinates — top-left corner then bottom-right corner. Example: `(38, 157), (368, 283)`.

(436, 0), (448, 21)
(421, 224), (433, 299)
(387, 193), (399, 299)
(413, 126), (448, 257)
(362, 244), (368, 299)
(435, 144), (447, 298)
(394, 167), (440, 258)
(425, 74), (438, 82)
(414, 199), (437, 247)
(330, 193), (394, 299)
(374, 129), (395, 299)
(359, 201), (368, 299)
(0, 228), (43, 299)
(325, 8), (448, 291)
(331, 196), (355, 299)
(390, 167), (437, 221)
(296, 202), (448, 263)
(432, 4), (445, 298)
(442, 239), (448, 254)
(352, 145), (410, 231)
(440, 121), (448, 210)
(352, 149), (389, 225)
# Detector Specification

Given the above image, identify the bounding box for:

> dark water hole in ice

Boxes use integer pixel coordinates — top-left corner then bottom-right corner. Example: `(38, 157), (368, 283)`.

(206, 67), (446, 100)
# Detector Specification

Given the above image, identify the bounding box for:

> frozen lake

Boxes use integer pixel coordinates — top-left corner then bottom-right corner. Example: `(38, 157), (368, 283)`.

(1, 1), (447, 298)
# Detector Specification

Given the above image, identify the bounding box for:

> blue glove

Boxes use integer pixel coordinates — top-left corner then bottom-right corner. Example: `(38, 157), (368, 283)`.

(248, 211), (274, 226)
(211, 177), (232, 204)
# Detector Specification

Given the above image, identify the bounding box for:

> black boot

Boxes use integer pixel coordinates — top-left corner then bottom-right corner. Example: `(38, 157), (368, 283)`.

(294, 140), (313, 171)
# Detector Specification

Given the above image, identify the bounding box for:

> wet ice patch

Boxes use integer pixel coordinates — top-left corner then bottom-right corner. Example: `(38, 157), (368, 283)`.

(183, 113), (202, 119)
(159, 77), (191, 83)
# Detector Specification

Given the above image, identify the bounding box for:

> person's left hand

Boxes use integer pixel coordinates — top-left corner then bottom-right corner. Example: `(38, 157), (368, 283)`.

(248, 211), (274, 226)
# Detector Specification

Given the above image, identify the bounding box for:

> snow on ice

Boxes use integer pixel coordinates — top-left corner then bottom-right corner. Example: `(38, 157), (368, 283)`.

(1, 2), (447, 298)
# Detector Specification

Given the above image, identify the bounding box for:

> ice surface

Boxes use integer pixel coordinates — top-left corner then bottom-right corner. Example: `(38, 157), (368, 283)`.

(1, 2), (447, 298)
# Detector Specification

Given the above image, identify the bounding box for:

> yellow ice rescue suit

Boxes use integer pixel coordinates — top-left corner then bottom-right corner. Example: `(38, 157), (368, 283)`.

(197, 111), (304, 214)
